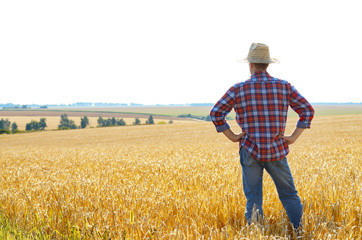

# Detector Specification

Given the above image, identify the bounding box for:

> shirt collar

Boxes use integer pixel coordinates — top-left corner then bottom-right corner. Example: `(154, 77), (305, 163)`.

(250, 71), (270, 81)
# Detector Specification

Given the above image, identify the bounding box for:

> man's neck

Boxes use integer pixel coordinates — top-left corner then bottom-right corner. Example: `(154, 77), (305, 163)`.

(252, 70), (267, 75)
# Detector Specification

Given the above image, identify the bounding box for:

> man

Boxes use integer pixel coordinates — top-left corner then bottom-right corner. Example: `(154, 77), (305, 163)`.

(210, 43), (314, 230)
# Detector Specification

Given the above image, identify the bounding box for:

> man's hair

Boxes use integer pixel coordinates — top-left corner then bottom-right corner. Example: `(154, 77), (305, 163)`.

(253, 63), (269, 70)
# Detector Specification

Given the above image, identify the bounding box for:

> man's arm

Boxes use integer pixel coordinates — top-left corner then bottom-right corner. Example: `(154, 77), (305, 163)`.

(210, 85), (236, 133)
(288, 84), (315, 129)
(210, 85), (247, 143)
(284, 84), (315, 144)
(281, 127), (304, 145)
(222, 128), (246, 142)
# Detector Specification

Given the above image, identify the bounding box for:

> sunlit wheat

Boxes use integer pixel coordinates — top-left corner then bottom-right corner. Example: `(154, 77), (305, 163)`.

(0, 115), (360, 239)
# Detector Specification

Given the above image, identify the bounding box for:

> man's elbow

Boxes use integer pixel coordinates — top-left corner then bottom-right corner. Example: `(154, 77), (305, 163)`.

(310, 105), (315, 117)
(308, 105), (315, 121)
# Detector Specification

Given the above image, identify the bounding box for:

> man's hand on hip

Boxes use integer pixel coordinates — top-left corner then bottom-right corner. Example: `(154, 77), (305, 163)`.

(280, 135), (298, 145)
(222, 128), (246, 142)
(281, 127), (305, 145)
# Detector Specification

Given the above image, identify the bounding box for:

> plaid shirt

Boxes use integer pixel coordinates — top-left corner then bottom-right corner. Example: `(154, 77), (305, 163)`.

(210, 71), (314, 161)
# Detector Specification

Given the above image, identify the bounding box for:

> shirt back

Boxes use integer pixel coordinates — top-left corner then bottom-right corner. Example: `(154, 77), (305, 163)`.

(210, 71), (314, 161)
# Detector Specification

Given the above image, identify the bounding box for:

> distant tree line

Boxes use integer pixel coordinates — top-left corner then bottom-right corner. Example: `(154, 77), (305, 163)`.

(97, 116), (126, 127)
(26, 118), (47, 131)
(60, 114), (159, 129)
(0, 118), (48, 133)
(2, 105), (29, 109)
(0, 114), (172, 134)
(97, 115), (158, 127)
(1, 104), (48, 109)
(133, 116), (173, 125)
(0, 118), (18, 134)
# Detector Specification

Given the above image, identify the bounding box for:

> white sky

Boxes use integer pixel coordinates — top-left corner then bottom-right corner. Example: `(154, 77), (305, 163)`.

(1, 0), (361, 105)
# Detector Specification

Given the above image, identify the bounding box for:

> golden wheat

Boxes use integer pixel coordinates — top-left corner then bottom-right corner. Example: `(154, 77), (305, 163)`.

(0, 115), (360, 239)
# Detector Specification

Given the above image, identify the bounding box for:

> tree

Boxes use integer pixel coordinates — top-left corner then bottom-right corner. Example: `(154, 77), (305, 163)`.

(111, 117), (117, 126)
(11, 122), (18, 133)
(146, 115), (154, 124)
(39, 118), (47, 130)
(0, 119), (11, 134)
(80, 116), (89, 129)
(133, 118), (141, 125)
(0, 118), (11, 130)
(97, 116), (104, 127)
(104, 118), (112, 127)
(25, 122), (32, 131)
(58, 114), (77, 129)
(26, 120), (38, 131)
(117, 118), (126, 126)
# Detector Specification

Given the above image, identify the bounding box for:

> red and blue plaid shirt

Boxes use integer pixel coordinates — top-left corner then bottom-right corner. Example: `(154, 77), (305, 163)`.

(210, 71), (314, 161)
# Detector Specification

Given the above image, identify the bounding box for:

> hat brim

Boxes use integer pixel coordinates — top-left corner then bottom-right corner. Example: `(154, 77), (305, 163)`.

(237, 58), (280, 64)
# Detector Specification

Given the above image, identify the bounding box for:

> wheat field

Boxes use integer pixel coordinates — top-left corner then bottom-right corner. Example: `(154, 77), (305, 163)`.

(0, 115), (361, 239)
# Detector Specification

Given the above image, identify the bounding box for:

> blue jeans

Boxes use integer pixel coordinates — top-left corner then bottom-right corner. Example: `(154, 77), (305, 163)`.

(239, 148), (303, 229)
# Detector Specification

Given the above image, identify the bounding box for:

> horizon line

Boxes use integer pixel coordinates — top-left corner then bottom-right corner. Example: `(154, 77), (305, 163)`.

(1, 102), (362, 107)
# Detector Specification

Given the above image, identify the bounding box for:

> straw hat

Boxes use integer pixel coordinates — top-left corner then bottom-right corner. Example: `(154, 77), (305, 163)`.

(241, 43), (279, 64)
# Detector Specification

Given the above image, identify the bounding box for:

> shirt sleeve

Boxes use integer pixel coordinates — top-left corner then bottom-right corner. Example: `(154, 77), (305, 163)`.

(209, 85), (236, 132)
(288, 84), (315, 129)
